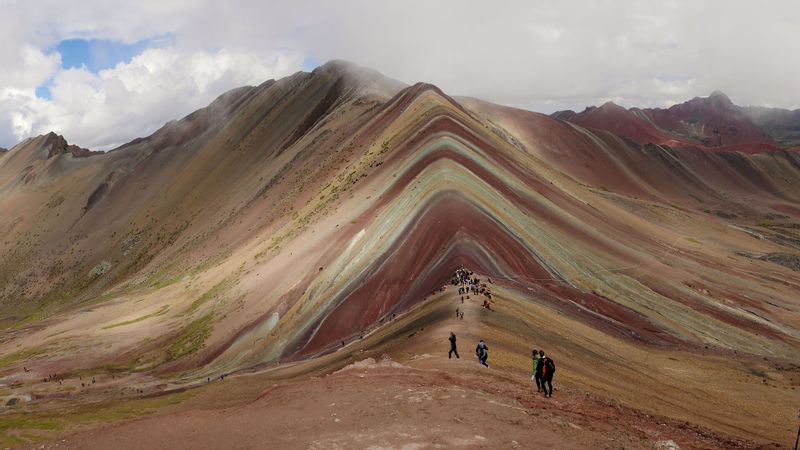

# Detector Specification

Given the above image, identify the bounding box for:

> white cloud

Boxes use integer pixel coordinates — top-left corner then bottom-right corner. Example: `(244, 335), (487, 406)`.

(0, 0), (799, 148)
(3, 47), (302, 150)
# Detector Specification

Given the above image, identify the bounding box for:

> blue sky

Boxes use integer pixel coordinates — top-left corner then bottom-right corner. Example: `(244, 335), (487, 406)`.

(36, 37), (170, 100)
(302, 56), (320, 72)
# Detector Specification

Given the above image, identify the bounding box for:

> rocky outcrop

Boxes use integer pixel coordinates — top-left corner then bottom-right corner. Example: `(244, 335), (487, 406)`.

(42, 132), (101, 158)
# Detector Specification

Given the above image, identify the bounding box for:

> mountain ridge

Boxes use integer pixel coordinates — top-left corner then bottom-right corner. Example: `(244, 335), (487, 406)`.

(1, 60), (799, 447)
(552, 90), (800, 152)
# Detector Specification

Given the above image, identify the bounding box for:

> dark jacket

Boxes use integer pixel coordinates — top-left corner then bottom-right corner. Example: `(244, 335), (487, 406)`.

(541, 357), (556, 378)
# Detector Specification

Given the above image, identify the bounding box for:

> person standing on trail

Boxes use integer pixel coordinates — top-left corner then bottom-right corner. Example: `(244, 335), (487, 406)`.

(540, 351), (556, 397)
(535, 350), (545, 390)
(531, 349), (542, 392)
(475, 339), (489, 367)
(448, 332), (460, 359)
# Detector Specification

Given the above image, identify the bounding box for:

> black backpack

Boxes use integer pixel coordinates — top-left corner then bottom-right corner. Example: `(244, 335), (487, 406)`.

(545, 358), (556, 374)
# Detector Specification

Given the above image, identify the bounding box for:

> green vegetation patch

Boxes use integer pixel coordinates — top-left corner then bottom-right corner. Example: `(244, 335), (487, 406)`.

(167, 313), (214, 361)
(148, 272), (184, 290)
(102, 305), (170, 330)
(0, 347), (47, 368)
(0, 389), (194, 447)
(187, 275), (237, 315)
(65, 362), (138, 379)
(87, 260), (113, 278)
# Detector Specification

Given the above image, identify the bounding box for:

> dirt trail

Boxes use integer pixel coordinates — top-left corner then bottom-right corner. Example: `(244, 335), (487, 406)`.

(25, 356), (764, 450)
(17, 286), (781, 450)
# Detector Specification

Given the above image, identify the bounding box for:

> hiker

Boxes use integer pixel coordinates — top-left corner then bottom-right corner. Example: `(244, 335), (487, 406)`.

(535, 350), (545, 374)
(456, 308), (460, 317)
(540, 351), (556, 397)
(531, 350), (542, 392)
(448, 332), (460, 359)
(475, 339), (489, 367)
(460, 311), (464, 320)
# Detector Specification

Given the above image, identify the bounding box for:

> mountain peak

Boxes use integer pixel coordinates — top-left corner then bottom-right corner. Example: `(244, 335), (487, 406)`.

(312, 59), (387, 82)
(556, 90), (782, 150)
(595, 100), (627, 112)
(550, 109), (577, 120)
(709, 90), (730, 100)
(310, 59), (407, 101)
(313, 59), (359, 73)
(40, 132), (100, 158)
(707, 90), (734, 107)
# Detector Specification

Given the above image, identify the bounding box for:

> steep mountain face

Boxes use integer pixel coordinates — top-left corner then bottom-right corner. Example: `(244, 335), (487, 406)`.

(0, 61), (403, 324)
(552, 101), (678, 146)
(1, 61), (799, 445)
(554, 91), (785, 152)
(744, 105), (800, 147)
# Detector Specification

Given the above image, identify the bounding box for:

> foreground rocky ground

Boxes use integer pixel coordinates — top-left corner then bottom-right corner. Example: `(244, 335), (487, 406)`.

(13, 356), (778, 450)
(6, 289), (795, 449)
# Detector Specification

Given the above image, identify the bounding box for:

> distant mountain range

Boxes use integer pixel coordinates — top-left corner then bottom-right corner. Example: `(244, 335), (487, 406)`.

(552, 91), (800, 152)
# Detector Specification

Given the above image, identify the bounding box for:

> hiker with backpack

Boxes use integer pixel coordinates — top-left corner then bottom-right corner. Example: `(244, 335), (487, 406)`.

(531, 349), (542, 392)
(539, 351), (556, 397)
(448, 332), (460, 359)
(475, 339), (489, 367)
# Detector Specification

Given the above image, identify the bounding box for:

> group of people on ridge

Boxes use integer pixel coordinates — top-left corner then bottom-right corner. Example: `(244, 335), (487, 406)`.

(447, 332), (489, 367)
(446, 267), (557, 397)
(451, 267), (494, 309)
(448, 333), (555, 396)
